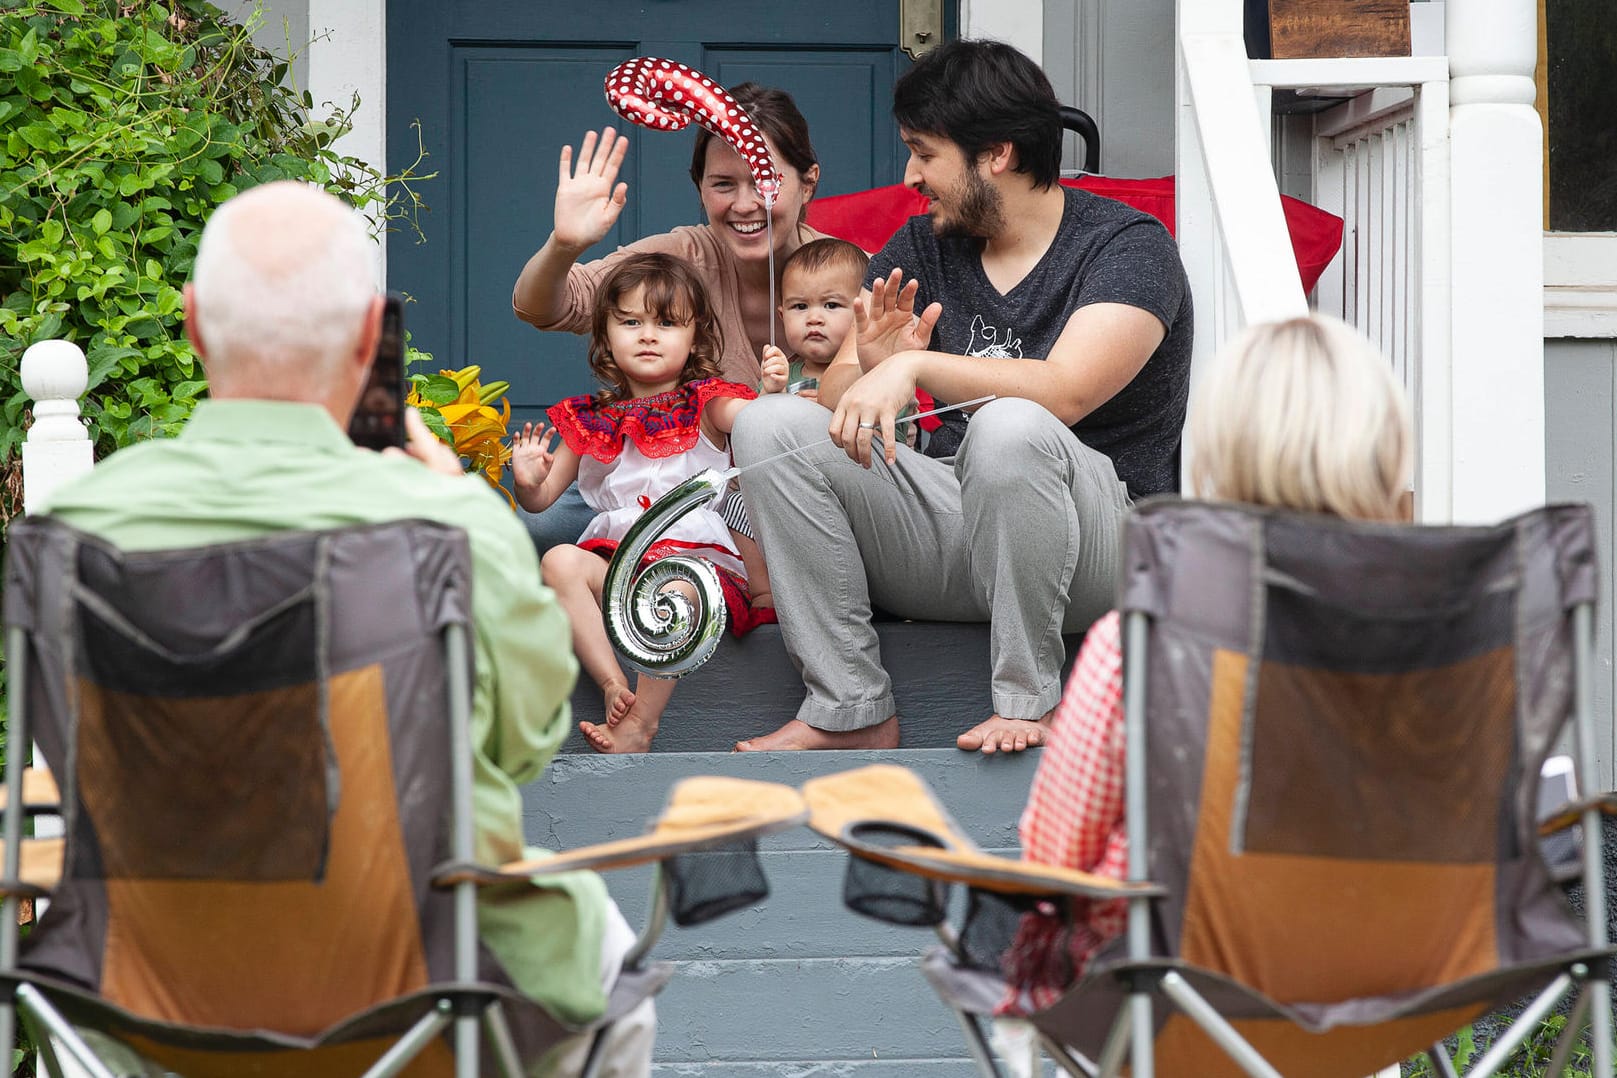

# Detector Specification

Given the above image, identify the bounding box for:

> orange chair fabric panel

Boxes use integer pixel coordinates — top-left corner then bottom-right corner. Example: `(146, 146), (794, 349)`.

(99, 665), (429, 1033)
(1151, 1003), (1487, 1078)
(120, 1030), (452, 1078)
(1178, 650), (1499, 1003)
(76, 680), (329, 881)
(1244, 647), (1516, 864)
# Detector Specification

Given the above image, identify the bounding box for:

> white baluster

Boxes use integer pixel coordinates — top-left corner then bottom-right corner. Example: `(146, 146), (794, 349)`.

(1445, 0), (1543, 523)
(20, 339), (93, 516)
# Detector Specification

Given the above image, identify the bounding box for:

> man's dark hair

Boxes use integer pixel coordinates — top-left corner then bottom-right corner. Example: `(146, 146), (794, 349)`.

(892, 39), (1062, 189)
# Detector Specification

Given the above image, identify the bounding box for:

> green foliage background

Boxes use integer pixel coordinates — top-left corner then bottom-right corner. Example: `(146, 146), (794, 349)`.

(0, 0), (425, 523)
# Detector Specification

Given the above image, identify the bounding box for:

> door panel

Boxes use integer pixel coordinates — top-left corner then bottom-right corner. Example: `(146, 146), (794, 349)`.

(388, 2), (949, 421)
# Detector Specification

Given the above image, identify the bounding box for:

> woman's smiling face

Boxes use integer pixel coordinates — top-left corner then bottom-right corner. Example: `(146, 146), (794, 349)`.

(699, 135), (818, 265)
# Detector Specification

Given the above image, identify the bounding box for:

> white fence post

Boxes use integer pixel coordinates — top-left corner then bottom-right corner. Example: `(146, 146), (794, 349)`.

(1445, 0), (1543, 524)
(20, 340), (93, 516)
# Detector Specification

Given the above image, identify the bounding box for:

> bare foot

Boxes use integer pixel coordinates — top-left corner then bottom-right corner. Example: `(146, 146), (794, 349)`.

(580, 706), (657, 754)
(603, 680), (635, 726)
(734, 716), (900, 752)
(956, 713), (1053, 755)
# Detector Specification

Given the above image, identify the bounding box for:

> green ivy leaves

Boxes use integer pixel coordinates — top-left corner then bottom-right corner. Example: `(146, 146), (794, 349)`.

(0, 0), (432, 523)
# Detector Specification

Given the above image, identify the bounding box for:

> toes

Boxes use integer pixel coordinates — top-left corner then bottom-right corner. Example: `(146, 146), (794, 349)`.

(957, 731), (985, 751)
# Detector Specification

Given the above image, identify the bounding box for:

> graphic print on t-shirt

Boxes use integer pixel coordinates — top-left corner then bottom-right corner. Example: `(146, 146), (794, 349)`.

(966, 315), (1023, 359)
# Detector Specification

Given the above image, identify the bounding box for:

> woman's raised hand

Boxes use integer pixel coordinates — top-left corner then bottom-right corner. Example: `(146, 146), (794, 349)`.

(553, 127), (630, 254)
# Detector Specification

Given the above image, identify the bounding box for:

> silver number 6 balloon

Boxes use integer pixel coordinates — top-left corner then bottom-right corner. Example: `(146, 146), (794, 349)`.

(603, 467), (733, 678)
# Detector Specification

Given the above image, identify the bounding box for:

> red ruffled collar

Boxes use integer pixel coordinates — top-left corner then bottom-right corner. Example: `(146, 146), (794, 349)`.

(546, 378), (756, 463)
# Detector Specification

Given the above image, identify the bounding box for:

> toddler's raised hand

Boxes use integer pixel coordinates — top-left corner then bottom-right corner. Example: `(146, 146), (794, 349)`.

(760, 345), (789, 395)
(511, 422), (557, 492)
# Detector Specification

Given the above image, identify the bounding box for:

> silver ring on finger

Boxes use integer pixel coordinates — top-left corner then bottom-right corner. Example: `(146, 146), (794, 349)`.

(858, 421), (877, 430)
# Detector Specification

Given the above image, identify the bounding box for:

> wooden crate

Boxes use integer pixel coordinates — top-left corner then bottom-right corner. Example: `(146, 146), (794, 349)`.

(1269, 0), (1411, 58)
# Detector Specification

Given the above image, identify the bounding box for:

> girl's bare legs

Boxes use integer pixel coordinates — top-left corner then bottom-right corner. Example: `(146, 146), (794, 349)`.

(732, 530), (773, 608)
(578, 578), (698, 753)
(539, 545), (635, 726)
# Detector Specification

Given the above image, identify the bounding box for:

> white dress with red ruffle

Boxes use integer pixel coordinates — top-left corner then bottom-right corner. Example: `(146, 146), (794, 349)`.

(547, 379), (754, 580)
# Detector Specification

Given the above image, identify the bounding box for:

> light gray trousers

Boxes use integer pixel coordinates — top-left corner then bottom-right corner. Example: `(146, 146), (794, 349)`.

(733, 394), (1130, 731)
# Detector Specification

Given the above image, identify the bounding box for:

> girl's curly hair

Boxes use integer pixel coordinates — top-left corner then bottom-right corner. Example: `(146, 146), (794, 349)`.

(587, 253), (724, 404)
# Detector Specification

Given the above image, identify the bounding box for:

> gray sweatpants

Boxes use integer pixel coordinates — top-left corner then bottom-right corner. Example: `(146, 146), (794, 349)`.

(733, 394), (1130, 731)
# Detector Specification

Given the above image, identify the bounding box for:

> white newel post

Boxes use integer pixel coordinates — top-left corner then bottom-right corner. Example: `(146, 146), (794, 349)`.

(1445, 0), (1544, 524)
(20, 340), (92, 516)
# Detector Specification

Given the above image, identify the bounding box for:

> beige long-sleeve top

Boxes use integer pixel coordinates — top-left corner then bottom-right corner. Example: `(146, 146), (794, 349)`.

(513, 224), (827, 387)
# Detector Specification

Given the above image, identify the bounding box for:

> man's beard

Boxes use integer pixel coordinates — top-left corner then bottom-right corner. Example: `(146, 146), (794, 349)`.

(931, 169), (1005, 239)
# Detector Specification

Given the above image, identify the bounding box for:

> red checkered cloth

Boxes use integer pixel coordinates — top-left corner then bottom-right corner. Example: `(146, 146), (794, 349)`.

(998, 610), (1129, 1014)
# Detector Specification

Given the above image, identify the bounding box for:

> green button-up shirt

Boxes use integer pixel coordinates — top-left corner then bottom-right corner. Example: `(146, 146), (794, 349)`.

(41, 399), (609, 1024)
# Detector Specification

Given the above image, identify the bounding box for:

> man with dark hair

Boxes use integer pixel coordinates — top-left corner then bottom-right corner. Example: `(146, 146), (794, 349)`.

(733, 39), (1193, 754)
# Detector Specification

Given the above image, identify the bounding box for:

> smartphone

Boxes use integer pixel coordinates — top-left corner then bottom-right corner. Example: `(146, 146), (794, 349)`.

(348, 293), (406, 451)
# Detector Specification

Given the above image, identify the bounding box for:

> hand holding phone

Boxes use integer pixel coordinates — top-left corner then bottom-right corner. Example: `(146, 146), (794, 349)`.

(348, 293), (405, 451)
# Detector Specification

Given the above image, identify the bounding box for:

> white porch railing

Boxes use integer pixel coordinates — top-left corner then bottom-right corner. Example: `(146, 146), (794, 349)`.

(1251, 56), (1451, 522)
(1175, 0), (1543, 527)
(18, 340), (93, 516)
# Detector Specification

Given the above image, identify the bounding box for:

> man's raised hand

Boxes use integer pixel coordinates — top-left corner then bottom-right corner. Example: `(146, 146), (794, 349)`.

(552, 127), (630, 255)
(855, 268), (943, 370)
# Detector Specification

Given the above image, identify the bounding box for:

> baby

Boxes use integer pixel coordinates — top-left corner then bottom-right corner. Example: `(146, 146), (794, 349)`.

(764, 237), (867, 401)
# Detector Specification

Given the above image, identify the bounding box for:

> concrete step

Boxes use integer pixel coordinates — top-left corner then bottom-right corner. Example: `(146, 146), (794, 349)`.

(526, 748), (1042, 1074)
(562, 622), (1082, 752)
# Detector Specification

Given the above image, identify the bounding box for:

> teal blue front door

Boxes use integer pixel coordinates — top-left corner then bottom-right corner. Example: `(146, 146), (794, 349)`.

(387, 2), (950, 425)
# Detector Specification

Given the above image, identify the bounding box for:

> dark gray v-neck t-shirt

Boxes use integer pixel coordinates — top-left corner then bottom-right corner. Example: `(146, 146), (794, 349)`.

(867, 186), (1193, 497)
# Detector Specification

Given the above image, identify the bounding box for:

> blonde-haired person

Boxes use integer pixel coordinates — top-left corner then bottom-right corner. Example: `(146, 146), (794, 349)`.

(1003, 314), (1413, 1013)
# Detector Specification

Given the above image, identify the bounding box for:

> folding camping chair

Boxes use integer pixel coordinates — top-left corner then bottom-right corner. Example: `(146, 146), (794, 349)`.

(805, 501), (1617, 1078)
(0, 516), (806, 1078)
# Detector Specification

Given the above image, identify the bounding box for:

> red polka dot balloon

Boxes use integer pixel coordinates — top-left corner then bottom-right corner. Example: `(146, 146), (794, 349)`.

(604, 57), (782, 203)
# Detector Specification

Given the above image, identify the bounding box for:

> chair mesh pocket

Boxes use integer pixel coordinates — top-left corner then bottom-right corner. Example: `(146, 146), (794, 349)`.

(664, 839), (768, 926)
(841, 823), (950, 926)
(958, 887), (1050, 974)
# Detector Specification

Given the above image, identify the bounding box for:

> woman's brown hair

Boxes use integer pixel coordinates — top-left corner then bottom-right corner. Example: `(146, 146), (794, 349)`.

(689, 83), (819, 223)
(587, 253), (724, 404)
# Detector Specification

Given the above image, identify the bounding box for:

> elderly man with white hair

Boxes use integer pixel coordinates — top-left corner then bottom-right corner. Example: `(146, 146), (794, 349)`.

(40, 180), (654, 1076)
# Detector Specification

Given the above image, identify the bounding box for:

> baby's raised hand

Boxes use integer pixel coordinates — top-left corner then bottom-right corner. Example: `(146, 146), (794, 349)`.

(511, 422), (557, 491)
(760, 345), (789, 395)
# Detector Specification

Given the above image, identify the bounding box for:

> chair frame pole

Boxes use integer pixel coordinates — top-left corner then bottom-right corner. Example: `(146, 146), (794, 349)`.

(951, 1008), (1004, 1078)
(1570, 602), (1613, 1078)
(1158, 972), (1282, 1078)
(1543, 982), (1591, 1078)
(1122, 612), (1155, 1078)
(1423, 1042), (1459, 1078)
(444, 623), (481, 1078)
(1466, 972), (1574, 1077)
(12, 986), (116, 1078)
(1, 626), (30, 1072)
(481, 1001), (525, 1078)
(361, 1000), (455, 1078)
(1094, 1005), (1132, 1078)
(1037, 1031), (1099, 1077)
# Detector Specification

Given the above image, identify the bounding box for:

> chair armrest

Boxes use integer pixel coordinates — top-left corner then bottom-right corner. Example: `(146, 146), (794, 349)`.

(0, 837), (65, 897)
(1539, 791), (1617, 835)
(436, 776), (807, 885)
(0, 768), (62, 816)
(847, 842), (1163, 900)
(804, 764), (1163, 901)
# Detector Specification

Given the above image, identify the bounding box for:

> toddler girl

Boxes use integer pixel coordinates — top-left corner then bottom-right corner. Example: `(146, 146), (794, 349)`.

(513, 252), (787, 753)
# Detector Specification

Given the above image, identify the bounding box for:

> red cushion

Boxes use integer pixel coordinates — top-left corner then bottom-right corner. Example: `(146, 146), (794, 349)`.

(805, 176), (1343, 294)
